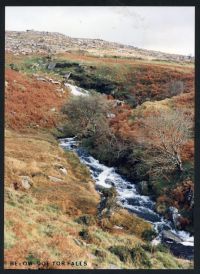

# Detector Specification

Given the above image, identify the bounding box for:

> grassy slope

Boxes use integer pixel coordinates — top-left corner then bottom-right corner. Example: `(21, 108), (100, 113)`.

(4, 53), (193, 269)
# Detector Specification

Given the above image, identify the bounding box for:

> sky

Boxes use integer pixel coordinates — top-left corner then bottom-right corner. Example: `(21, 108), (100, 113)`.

(5, 6), (195, 56)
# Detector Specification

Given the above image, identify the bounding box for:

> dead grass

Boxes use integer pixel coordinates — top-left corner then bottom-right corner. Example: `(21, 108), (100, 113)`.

(4, 53), (193, 269)
(5, 68), (69, 131)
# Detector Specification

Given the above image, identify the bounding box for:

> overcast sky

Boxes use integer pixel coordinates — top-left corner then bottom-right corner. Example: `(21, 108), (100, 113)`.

(5, 6), (195, 55)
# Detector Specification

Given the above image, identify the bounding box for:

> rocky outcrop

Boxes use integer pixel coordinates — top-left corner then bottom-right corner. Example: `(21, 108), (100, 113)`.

(162, 230), (182, 244)
(5, 30), (194, 62)
(161, 230), (194, 260)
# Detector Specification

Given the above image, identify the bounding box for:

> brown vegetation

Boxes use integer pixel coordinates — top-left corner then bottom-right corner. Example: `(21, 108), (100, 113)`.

(5, 68), (69, 131)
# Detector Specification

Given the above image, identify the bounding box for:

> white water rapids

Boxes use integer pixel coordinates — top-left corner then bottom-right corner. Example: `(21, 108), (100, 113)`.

(59, 137), (194, 251)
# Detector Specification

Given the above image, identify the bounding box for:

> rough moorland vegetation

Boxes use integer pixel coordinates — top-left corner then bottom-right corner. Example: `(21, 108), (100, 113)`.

(4, 50), (194, 269)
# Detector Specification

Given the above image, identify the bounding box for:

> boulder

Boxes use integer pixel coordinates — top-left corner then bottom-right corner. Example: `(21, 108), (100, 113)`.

(168, 242), (194, 260)
(162, 230), (194, 259)
(36, 77), (47, 82)
(54, 164), (68, 175)
(48, 176), (63, 183)
(106, 113), (116, 118)
(162, 230), (182, 244)
(59, 167), (67, 175)
(20, 176), (32, 190)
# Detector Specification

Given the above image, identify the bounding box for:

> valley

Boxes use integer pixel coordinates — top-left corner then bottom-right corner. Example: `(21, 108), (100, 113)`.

(4, 31), (194, 269)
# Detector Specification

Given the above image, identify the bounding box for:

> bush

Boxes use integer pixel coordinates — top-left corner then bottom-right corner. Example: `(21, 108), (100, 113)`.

(141, 243), (169, 253)
(130, 245), (152, 268)
(109, 245), (152, 268)
(94, 249), (107, 260)
(156, 243), (169, 253)
(109, 246), (131, 263)
(75, 215), (96, 226)
(79, 228), (92, 242)
(142, 229), (157, 241)
(141, 243), (153, 252)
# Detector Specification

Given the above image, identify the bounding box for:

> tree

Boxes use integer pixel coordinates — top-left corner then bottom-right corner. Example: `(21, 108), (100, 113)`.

(139, 109), (192, 175)
(61, 94), (113, 138)
(62, 94), (133, 166)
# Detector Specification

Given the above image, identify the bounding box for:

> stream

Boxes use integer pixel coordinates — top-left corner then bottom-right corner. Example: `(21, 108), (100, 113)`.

(59, 137), (194, 260)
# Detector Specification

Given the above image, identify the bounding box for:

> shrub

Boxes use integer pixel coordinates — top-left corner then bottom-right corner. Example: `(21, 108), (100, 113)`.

(141, 243), (169, 253)
(130, 245), (152, 268)
(94, 249), (107, 259)
(142, 229), (157, 241)
(141, 243), (153, 252)
(109, 246), (131, 263)
(156, 243), (169, 253)
(109, 244), (152, 268)
(79, 228), (92, 242)
(75, 215), (96, 226)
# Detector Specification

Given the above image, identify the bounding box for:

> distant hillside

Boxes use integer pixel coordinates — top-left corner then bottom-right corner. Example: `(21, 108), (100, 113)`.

(5, 30), (194, 62)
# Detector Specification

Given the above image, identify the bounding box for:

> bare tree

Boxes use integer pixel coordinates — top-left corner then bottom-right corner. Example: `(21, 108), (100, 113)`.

(61, 94), (113, 138)
(139, 109), (192, 175)
(62, 94), (135, 167)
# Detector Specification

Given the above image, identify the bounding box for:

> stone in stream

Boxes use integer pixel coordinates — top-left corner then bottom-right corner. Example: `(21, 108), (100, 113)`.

(162, 230), (194, 259)
(104, 178), (114, 186)
(162, 230), (182, 244)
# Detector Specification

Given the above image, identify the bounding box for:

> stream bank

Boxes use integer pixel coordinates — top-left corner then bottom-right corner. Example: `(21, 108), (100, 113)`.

(59, 137), (194, 260)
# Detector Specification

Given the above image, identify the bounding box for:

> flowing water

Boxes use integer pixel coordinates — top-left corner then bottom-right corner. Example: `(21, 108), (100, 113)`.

(59, 137), (194, 260)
